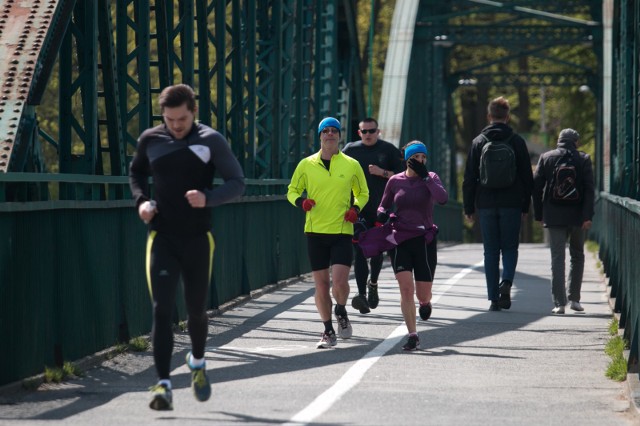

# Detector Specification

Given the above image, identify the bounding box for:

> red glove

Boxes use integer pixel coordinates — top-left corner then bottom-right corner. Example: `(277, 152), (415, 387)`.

(302, 198), (316, 212)
(344, 207), (359, 223)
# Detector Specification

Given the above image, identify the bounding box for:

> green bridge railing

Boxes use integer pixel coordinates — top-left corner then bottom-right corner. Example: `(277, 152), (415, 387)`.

(0, 174), (462, 386)
(591, 192), (640, 374)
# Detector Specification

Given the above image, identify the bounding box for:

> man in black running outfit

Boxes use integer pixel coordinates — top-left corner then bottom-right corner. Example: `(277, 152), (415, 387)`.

(129, 84), (245, 410)
(343, 117), (403, 313)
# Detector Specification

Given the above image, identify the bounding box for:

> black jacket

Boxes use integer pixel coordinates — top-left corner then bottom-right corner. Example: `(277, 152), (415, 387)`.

(462, 123), (534, 215)
(532, 139), (595, 227)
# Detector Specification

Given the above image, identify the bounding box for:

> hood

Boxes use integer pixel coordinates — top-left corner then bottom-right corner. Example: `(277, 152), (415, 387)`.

(481, 123), (513, 141)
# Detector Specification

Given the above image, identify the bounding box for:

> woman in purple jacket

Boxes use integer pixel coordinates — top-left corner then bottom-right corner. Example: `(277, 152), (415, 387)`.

(376, 141), (448, 351)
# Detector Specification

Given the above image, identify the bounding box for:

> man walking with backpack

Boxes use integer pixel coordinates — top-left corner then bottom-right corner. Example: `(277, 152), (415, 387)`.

(532, 128), (595, 314)
(463, 96), (534, 311)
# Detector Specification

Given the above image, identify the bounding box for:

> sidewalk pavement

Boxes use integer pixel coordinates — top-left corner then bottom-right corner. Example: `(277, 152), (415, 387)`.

(0, 243), (639, 425)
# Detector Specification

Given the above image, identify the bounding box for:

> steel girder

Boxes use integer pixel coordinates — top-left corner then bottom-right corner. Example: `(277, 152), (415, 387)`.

(609, 0), (640, 199)
(0, 0), (76, 174)
(402, 0), (602, 200)
(3, 0), (359, 189)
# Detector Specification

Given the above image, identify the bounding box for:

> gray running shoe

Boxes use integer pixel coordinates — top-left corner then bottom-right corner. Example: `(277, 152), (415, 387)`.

(334, 312), (353, 339)
(570, 301), (584, 312)
(316, 331), (338, 349)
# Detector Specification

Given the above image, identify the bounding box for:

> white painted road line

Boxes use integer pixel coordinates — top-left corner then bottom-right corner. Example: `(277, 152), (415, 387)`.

(284, 260), (484, 425)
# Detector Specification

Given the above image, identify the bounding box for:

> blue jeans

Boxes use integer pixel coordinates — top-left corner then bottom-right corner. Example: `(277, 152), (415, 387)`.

(477, 208), (522, 301)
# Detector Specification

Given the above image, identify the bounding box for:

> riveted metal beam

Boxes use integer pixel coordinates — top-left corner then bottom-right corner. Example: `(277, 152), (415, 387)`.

(0, 0), (68, 173)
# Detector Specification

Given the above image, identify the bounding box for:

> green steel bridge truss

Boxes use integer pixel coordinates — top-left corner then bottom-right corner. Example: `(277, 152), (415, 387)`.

(401, 0), (602, 199)
(5, 1), (640, 203)
(0, 0), (365, 190)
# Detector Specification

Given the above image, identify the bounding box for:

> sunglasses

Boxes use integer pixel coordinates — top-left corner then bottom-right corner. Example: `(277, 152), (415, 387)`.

(359, 128), (378, 134)
(322, 128), (339, 134)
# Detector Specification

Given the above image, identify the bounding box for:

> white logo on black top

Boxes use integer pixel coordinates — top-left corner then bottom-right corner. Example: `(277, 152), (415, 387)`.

(189, 145), (211, 163)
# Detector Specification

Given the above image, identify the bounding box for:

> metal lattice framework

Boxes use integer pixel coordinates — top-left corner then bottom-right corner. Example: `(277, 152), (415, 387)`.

(398, 0), (602, 199)
(1, 0), (362, 193)
(609, 0), (640, 199)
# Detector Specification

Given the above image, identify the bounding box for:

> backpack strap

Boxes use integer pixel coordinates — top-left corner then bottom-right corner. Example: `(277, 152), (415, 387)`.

(480, 133), (516, 145)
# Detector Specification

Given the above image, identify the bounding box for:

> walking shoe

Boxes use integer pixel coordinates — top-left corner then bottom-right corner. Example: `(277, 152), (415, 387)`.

(552, 305), (565, 314)
(334, 311), (353, 339)
(489, 301), (501, 311)
(402, 334), (420, 351)
(419, 302), (432, 320)
(351, 294), (371, 314)
(149, 383), (173, 410)
(367, 281), (379, 309)
(185, 352), (211, 402)
(570, 301), (584, 312)
(498, 280), (512, 309)
(316, 331), (337, 349)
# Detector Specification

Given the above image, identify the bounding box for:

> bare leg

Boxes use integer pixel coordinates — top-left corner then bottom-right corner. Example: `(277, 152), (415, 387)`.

(331, 264), (351, 306)
(396, 271), (417, 334)
(312, 269), (332, 321)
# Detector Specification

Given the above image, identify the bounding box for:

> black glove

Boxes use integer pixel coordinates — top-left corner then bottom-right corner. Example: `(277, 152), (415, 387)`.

(407, 158), (429, 179)
(375, 211), (390, 226)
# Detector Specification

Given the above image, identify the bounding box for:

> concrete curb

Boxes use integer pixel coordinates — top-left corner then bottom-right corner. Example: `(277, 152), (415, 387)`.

(598, 251), (640, 418)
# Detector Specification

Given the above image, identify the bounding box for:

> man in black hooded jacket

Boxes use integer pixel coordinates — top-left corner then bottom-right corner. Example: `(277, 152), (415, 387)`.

(462, 96), (534, 311)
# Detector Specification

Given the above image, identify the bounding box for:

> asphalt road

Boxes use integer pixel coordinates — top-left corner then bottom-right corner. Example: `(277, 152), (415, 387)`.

(1, 243), (637, 425)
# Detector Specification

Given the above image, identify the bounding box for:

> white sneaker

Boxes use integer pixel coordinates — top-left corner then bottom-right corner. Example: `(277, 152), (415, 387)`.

(552, 305), (565, 314)
(570, 301), (584, 312)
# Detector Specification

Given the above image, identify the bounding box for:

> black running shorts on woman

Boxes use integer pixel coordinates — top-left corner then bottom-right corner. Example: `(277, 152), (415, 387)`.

(389, 235), (437, 281)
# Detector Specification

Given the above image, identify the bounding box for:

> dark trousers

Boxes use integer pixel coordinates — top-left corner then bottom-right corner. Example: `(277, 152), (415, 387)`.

(146, 231), (215, 380)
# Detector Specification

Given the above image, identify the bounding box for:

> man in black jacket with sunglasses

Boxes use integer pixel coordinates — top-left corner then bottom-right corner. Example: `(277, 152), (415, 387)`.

(343, 117), (404, 314)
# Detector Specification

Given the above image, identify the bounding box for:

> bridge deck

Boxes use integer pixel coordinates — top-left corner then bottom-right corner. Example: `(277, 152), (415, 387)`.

(0, 243), (637, 425)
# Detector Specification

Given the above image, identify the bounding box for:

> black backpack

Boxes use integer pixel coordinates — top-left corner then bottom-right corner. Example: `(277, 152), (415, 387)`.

(479, 134), (516, 189)
(547, 149), (583, 205)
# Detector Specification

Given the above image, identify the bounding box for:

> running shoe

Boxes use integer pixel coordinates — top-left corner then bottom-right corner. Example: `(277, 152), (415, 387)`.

(351, 294), (371, 314)
(402, 334), (420, 351)
(367, 281), (379, 309)
(419, 302), (432, 320)
(570, 301), (584, 312)
(185, 352), (211, 402)
(149, 383), (173, 410)
(498, 280), (512, 309)
(334, 311), (353, 339)
(316, 331), (338, 349)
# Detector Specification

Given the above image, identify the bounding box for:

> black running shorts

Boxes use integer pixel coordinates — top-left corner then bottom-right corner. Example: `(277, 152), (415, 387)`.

(389, 235), (437, 281)
(306, 233), (353, 271)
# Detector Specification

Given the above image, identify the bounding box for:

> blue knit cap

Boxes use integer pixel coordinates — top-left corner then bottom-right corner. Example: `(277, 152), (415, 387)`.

(318, 117), (341, 134)
(404, 143), (428, 161)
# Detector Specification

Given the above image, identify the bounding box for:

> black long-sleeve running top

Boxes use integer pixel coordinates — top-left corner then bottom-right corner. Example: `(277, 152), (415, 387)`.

(129, 123), (245, 236)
